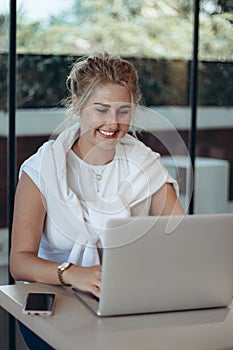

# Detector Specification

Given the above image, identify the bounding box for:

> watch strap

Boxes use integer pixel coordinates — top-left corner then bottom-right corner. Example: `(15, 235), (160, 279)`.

(57, 262), (72, 286)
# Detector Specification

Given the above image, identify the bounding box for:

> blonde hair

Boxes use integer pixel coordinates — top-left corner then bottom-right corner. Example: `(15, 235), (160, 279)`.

(66, 53), (141, 114)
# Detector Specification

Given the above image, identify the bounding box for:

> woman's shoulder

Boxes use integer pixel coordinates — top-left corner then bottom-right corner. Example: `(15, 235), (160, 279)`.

(121, 133), (160, 160)
(19, 140), (55, 175)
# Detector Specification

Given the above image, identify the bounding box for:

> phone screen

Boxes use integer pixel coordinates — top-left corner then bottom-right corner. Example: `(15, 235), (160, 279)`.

(24, 293), (56, 313)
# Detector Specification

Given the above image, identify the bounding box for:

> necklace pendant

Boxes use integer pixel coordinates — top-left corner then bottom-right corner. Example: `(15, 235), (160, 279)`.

(96, 174), (102, 181)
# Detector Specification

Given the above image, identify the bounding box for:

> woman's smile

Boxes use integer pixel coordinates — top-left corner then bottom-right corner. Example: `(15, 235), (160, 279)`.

(98, 128), (119, 138)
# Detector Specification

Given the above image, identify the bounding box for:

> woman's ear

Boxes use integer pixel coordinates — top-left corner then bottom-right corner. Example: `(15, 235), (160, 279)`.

(72, 95), (77, 106)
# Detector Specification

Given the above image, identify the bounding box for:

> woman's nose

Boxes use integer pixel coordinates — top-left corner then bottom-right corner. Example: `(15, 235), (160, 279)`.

(107, 110), (118, 128)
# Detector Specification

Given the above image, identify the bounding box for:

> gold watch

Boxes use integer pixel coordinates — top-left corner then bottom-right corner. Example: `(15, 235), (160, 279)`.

(57, 262), (72, 286)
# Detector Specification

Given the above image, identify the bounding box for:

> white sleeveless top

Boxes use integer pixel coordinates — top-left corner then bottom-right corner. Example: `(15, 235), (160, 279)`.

(19, 123), (178, 266)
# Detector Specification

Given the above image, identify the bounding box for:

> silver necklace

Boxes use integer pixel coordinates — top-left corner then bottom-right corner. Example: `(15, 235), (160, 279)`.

(90, 165), (107, 192)
(74, 141), (112, 192)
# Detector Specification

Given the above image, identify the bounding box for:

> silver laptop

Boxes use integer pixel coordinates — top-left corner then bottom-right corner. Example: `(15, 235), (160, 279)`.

(73, 213), (233, 316)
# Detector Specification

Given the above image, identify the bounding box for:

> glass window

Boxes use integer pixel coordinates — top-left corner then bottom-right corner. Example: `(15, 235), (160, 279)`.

(195, 1), (233, 213)
(12, 1), (194, 213)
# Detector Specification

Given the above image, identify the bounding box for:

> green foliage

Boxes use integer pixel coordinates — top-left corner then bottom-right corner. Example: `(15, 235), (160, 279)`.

(199, 13), (233, 60)
(0, 53), (232, 109)
(0, 0), (232, 60)
(0, 14), (9, 52)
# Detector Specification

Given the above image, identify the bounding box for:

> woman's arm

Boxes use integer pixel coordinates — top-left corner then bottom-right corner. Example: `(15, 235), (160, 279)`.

(10, 172), (101, 297)
(149, 183), (185, 216)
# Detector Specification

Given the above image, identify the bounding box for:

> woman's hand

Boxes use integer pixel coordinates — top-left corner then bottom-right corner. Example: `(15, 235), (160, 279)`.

(64, 265), (102, 298)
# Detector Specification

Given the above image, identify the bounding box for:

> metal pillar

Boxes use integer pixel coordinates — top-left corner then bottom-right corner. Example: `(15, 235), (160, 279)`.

(189, 0), (200, 214)
(8, 0), (17, 348)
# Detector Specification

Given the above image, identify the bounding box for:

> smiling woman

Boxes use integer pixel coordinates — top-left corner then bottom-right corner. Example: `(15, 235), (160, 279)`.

(10, 52), (184, 348)
(10, 51), (184, 294)
(66, 54), (140, 164)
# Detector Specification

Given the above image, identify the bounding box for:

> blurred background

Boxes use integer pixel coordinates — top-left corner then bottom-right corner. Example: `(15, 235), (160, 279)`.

(0, 1), (233, 348)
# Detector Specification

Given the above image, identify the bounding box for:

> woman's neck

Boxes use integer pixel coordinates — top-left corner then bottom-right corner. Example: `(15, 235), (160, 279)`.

(72, 139), (115, 165)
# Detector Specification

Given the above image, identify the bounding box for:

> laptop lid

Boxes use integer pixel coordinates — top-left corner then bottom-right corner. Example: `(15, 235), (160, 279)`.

(74, 213), (233, 316)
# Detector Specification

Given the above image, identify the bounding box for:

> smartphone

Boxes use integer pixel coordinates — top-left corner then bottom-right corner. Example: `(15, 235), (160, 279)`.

(22, 292), (56, 316)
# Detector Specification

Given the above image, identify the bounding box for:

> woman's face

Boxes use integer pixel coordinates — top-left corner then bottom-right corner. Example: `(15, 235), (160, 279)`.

(78, 83), (132, 156)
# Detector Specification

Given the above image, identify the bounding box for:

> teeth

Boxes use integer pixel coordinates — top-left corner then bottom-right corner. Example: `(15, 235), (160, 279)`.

(99, 129), (115, 136)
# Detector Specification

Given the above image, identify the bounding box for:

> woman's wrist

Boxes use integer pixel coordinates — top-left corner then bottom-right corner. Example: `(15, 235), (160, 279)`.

(57, 262), (74, 286)
(62, 263), (80, 286)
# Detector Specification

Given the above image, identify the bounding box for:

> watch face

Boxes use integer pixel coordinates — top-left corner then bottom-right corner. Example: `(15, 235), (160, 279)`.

(60, 262), (70, 270)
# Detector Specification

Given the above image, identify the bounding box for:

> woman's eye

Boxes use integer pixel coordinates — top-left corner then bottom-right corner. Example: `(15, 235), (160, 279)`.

(118, 109), (130, 116)
(96, 109), (108, 114)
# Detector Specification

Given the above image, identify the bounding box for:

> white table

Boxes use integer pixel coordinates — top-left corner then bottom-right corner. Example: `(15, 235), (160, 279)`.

(1, 282), (233, 350)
